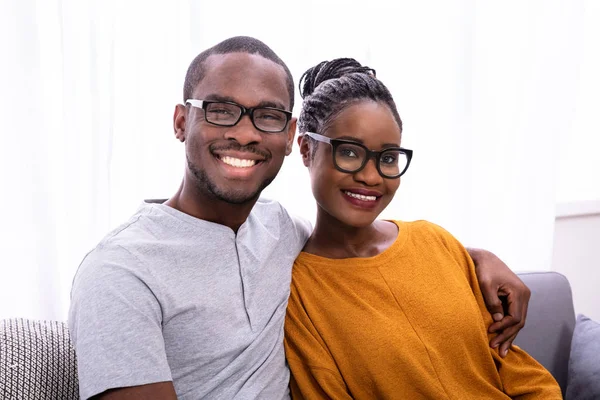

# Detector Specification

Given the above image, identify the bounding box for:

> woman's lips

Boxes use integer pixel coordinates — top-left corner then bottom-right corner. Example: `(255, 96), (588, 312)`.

(342, 189), (382, 209)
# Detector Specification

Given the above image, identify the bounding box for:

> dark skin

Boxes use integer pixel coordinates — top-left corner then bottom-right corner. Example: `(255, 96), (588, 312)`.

(470, 247), (530, 353)
(94, 52), (296, 400)
(92, 383), (177, 400)
(300, 100), (529, 358)
(93, 56), (528, 399)
(166, 52), (296, 232)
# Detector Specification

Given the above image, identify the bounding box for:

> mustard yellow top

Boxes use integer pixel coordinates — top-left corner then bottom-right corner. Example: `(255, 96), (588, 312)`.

(284, 220), (562, 399)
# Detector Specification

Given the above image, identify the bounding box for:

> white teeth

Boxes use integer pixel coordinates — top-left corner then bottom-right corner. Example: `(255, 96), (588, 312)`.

(344, 191), (377, 202)
(220, 156), (257, 168)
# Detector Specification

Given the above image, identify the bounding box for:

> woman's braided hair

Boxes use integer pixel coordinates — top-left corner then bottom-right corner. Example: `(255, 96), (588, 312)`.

(298, 58), (403, 137)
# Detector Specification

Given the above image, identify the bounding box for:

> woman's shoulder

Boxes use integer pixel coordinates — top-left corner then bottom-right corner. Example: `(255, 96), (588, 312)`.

(394, 219), (453, 237)
(393, 219), (464, 250)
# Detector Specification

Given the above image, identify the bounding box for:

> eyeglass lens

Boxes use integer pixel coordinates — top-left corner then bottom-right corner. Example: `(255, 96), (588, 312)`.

(205, 102), (288, 132)
(334, 142), (408, 177)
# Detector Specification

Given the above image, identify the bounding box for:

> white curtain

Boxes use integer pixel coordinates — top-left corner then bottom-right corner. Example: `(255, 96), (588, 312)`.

(0, 0), (192, 321)
(1, 0), (597, 321)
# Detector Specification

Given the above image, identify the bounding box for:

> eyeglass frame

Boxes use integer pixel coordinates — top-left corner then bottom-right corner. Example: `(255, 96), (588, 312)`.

(303, 131), (413, 179)
(186, 99), (293, 133)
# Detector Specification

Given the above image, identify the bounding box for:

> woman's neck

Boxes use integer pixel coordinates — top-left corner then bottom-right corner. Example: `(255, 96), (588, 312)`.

(304, 209), (398, 259)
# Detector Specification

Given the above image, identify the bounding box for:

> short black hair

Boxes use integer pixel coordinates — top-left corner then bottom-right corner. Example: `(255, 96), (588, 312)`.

(183, 36), (295, 110)
(298, 58), (402, 138)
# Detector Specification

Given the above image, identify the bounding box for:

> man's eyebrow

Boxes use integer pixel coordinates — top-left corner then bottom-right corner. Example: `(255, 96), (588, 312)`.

(255, 100), (288, 110)
(203, 94), (236, 103)
(202, 94), (287, 111)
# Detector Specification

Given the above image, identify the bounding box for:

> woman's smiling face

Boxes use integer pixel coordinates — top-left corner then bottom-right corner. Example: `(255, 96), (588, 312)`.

(302, 100), (403, 228)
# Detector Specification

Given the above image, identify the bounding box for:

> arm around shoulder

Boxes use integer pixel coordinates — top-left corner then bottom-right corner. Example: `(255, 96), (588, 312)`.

(467, 247), (531, 355)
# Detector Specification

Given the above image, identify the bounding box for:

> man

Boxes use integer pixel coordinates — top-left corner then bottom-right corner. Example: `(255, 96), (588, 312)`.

(69, 36), (530, 400)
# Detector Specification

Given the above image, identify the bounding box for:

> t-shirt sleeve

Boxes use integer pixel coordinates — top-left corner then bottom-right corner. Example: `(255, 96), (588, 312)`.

(68, 244), (172, 400)
(430, 223), (562, 399)
(292, 215), (312, 246)
(284, 279), (352, 400)
(278, 202), (312, 252)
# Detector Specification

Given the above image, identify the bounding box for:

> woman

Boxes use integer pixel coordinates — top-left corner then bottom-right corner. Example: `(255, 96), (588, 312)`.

(284, 59), (561, 399)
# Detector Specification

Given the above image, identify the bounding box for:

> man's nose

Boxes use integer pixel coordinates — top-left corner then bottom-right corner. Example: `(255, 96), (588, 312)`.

(223, 115), (262, 146)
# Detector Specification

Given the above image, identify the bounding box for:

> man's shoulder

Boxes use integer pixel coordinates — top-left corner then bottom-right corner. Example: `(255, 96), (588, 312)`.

(251, 197), (286, 218)
(73, 205), (169, 282)
(91, 207), (157, 253)
(253, 198), (312, 243)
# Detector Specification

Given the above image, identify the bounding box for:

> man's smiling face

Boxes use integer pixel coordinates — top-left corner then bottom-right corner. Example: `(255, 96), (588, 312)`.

(181, 52), (296, 204)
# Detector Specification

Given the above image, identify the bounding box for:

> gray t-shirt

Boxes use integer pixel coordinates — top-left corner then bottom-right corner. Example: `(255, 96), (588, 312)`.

(68, 199), (310, 400)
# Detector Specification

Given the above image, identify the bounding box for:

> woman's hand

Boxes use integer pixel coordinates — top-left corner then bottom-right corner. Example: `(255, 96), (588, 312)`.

(467, 248), (531, 358)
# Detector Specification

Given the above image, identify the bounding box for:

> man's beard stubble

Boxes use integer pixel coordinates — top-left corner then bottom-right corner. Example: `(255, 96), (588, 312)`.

(187, 157), (274, 205)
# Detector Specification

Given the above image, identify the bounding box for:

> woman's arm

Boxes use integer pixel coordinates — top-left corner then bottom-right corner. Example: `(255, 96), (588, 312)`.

(467, 248), (531, 357)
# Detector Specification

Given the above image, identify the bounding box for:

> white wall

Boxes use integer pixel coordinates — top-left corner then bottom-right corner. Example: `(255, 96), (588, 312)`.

(551, 201), (600, 322)
(1, 1), (598, 322)
(551, 0), (600, 323)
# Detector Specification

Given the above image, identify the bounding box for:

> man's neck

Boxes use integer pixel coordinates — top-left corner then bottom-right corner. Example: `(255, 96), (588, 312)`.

(164, 179), (257, 233)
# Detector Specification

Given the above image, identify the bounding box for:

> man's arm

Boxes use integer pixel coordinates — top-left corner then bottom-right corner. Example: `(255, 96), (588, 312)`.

(93, 382), (177, 400)
(466, 248), (531, 357)
(69, 245), (174, 399)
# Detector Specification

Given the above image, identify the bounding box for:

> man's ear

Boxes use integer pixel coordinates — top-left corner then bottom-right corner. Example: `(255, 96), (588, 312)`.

(173, 104), (187, 142)
(298, 134), (311, 167)
(284, 118), (297, 156)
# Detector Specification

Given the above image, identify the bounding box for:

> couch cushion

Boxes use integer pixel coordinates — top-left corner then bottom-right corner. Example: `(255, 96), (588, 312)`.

(566, 314), (600, 400)
(514, 271), (575, 395)
(0, 318), (79, 400)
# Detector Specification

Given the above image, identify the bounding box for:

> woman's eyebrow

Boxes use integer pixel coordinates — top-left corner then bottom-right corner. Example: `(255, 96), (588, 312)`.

(336, 136), (401, 148)
(336, 136), (363, 143)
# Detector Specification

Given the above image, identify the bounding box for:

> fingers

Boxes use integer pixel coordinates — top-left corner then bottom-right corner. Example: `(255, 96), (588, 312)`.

(505, 284), (530, 325)
(489, 285), (530, 332)
(489, 296), (517, 332)
(488, 287), (528, 358)
(490, 318), (521, 346)
(520, 285), (530, 329)
(488, 308), (526, 333)
(494, 327), (518, 357)
(479, 280), (505, 321)
(494, 331), (518, 358)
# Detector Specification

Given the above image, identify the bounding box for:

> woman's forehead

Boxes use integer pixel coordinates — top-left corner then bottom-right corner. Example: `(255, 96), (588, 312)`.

(324, 101), (402, 147)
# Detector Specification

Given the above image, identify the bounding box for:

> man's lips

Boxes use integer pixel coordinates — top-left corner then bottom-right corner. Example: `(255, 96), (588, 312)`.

(212, 150), (266, 161)
(219, 155), (258, 168)
(212, 150), (267, 169)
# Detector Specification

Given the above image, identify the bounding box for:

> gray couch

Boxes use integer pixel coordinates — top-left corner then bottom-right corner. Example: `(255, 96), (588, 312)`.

(0, 271), (576, 399)
(514, 271), (576, 397)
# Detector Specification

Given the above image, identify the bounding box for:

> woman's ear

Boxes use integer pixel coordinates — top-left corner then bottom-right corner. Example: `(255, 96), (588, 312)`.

(298, 135), (312, 167)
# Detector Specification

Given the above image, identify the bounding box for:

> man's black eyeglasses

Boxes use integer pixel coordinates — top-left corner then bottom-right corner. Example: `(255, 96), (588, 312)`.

(186, 99), (292, 133)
